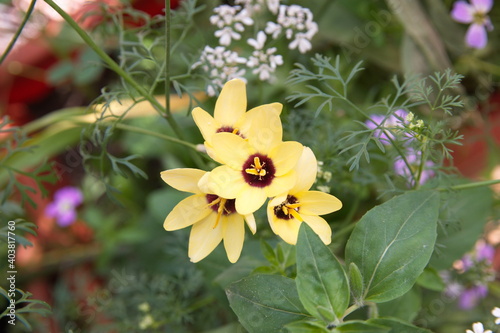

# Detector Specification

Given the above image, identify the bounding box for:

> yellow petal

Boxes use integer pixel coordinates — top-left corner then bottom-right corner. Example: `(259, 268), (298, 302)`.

(160, 168), (206, 193)
(302, 214), (332, 245)
(188, 214), (223, 263)
(244, 213), (257, 234)
(211, 132), (254, 169)
(267, 203), (301, 245)
(247, 110), (283, 154)
(238, 102), (283, 136)
(222, 214), (245, 263)
(265, 170), (296, 197)
(269, 141), (304, 176)
(235, 186), (268, 215)
(292, 147), (318, 192)
(164, 194), (211, 231)
(298, 191), (342, 215)
(192, 108), (220, 144)
(214, 79), (247, 126)
(206, 166), (246, 199)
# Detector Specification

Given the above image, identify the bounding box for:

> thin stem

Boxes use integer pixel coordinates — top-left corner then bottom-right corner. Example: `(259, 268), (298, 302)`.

(41, 0), (188, 139)
(437, 179), (500, 192)
(165, 0), (172, 118)
(0, 0), (37, 65)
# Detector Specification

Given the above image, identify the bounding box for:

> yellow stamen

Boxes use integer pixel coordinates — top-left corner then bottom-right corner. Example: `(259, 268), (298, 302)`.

(288, 208), (303, 222)
(213, 198), (227, 229)
(279, 201), (303, 222)
(232, 128), (240, 135)
(245, 157), (267, 179)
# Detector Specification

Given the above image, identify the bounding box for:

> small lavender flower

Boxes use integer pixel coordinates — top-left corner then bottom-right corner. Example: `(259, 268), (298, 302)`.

(459, 284), (488, 310)
(365, 109), (409, 145)
(393, 149), (435, 187)
(475, 241), (495, 263)
(45, 186), (83, 227)
(451, 0), (494, 49)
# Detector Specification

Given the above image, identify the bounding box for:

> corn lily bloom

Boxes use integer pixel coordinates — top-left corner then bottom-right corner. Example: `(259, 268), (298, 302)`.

(201, 108), (303, 215)
(267, 147), (342, 245)
(192, 78), (282, 163)
(161, 168), (256, 263)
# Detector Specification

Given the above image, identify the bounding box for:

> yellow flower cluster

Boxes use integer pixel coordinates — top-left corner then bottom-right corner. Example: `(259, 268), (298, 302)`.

(161, 79), (342, 263)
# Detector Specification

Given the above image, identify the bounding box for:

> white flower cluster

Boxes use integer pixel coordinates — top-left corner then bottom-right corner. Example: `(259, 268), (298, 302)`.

(193, 46), (247, 97)
(194, 0), (318, 96)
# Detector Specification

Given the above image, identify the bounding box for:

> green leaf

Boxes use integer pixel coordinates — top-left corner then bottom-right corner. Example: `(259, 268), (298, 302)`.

(226, 274), (311, 333)
(348, 262), (364, 302)
(429, 184), (493, 270)
(367, 318), (432, 333)
(285, 319), (330, 333)
(296, 223), (350, 322)
(377, 288), (421, 322)
(416, 267), (445, 292)
(333, 320), (390, 333)
(345, 191), (440, 303)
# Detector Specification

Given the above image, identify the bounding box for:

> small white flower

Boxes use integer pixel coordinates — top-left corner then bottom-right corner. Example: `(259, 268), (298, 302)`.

(215, 27), (241, 45)
(248, 31), (267, 50)
(288, 32), (312, 53)
(317, 185), (331, 193)
(466, 322), (492, 333)
(492, 307), (500, 324)
(266, 0), (280, 14)
(265, 21), (282, 39)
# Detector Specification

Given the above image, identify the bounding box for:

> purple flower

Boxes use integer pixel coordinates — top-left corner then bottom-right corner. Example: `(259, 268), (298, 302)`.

(365, 109), (409, 145)
(475, 241), (495, 263)
(45, 186), (83, 227)
(458, 284), (488, 309)
(451, 0), (494, 49)
(393, 149), (435, 187)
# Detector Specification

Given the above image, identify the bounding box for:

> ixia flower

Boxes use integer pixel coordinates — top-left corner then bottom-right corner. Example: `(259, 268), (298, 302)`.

(202, 109), (303, 215)
(451, 0), (494, 49)
(161, 168), (256, 263)
(192, 78), (282, 161)
(466, 322), (492, 333)
(45, 186), (83, 227)
(267, 147), (342, 245)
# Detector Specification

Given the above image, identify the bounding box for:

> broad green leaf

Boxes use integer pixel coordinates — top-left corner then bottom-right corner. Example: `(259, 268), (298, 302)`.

(226, 274), (311, 333)
(416, 267), (445, 292)
(296, 223), (349, 322)
(345, 191), (440, 303)
(333, 320), (390, 333)
(367, 318), (432, 333)
(285, 319), (330, 333)
(377, 288), (421, 322)
(429, 184), (492, 270)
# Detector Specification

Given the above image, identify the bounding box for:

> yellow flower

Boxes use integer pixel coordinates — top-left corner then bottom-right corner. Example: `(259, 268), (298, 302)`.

(201, 108), (303, 215)
(267, 147), (342, 245)
(161, 168), (256, 263)
(192, 78), (282, 162)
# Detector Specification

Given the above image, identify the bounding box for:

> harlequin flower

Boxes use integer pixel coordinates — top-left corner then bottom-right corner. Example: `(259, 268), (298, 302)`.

(451, 0), (494, 49)
(161, 168), (256, 263)
(466, 322), (492, 333)
(267, 147), (342, 245)
(202, 109), (303, 215)
(45, 186), (83, 227)
(192, 78), (282, 161)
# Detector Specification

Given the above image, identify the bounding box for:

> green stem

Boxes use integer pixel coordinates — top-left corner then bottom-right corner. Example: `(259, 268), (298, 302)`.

(113, 123), (198, 151)
(342, 304), (361, 320)
(437, 179), (500, 192)
(0, 0), (37, 65)
(165, 0), (172, 119)
(42, 0), (185, 137)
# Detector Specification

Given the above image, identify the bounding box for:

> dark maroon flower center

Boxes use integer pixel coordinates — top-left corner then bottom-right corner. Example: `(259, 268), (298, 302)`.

(274, 195), (300, 220)
(206, 194), (236, 215)
(242, 154), (276, 187)
(216, 126), (245, 138)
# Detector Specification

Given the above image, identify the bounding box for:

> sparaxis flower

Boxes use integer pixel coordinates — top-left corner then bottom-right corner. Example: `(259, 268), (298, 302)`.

(201, 109), (303, 215)
(161, 168), (256, 263)
(267, 147), (342, 245)
(192, 78), (282, 162)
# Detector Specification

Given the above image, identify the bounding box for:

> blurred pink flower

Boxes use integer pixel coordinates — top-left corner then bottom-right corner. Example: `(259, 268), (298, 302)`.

(451, 0), (494, 49)
(45, 186), (83, 227)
